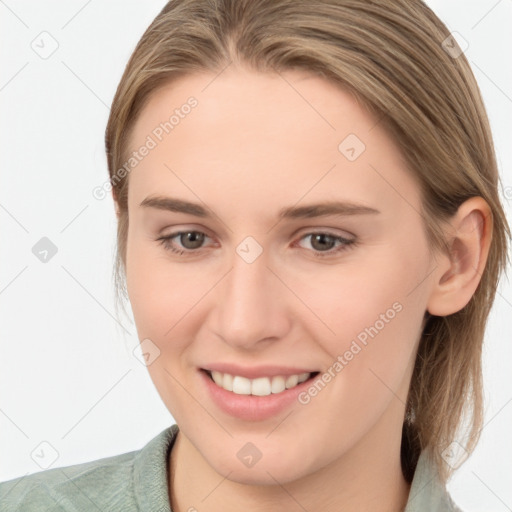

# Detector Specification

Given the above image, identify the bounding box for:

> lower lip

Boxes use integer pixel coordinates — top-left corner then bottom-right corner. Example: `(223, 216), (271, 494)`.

(199, 369), (316, 422)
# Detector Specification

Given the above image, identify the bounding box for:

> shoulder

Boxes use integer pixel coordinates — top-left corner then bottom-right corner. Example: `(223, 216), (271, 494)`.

(0, 447), (139, 512)
(0, 452), (136, 511)
(0, 425), (179, 512)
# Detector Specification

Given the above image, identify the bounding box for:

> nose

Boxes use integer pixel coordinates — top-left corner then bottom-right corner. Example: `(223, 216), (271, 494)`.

(210, 242), (292, 350)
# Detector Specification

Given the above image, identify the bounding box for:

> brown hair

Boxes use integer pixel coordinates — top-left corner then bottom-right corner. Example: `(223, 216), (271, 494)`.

(105, 0), (510, 482)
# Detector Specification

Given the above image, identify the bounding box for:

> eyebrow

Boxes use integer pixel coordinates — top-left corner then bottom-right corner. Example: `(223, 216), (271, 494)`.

(139, 195), (380, 219)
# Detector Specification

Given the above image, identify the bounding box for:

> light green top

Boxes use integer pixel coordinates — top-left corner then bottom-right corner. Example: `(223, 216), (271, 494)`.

(0, 424), (461, 511)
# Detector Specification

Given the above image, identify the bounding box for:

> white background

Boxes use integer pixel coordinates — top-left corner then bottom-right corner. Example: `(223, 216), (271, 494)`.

(1, 1), (511, 510)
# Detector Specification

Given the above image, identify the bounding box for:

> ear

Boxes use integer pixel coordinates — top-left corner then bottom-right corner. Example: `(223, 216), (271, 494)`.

(427, 196), (493, 316)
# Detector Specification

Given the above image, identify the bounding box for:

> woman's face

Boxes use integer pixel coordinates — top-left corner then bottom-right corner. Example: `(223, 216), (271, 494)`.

(124, 67), (436, 484)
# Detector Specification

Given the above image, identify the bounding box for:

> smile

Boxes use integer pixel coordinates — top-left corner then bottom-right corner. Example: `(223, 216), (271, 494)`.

(206, 370), (319, 396)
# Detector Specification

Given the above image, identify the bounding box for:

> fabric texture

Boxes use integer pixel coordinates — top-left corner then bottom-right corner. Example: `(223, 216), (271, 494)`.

(0, 424), (461, 511)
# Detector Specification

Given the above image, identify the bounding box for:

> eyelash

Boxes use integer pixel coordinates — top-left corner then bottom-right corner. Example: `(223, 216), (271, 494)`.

(156, 230), (356, 259)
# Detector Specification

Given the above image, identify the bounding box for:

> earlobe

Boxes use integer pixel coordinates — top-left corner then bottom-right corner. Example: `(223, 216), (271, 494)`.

(426, 197), (492, 317)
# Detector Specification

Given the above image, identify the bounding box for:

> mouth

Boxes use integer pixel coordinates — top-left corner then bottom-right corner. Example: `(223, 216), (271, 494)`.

(201, 368), (320, 397)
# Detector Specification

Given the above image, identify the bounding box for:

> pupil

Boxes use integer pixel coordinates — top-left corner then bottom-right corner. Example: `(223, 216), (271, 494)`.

(312, 234), (334, 251)
(182, 232), (204, 249)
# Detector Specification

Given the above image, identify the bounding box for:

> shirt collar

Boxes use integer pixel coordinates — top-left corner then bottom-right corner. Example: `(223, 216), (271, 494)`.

(133, 424), (178, 512)
(404, 450), (459, 511)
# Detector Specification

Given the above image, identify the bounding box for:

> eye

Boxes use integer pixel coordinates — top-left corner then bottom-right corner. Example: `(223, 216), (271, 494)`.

(156, 229), (356, 258)
(296, 231), (356, 258)
(156, 230), (211, 256)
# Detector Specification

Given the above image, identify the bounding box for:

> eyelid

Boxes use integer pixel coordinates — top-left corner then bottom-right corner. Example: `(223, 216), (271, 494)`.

(159, 223), (213, 235)
(294, 226), (356, 240)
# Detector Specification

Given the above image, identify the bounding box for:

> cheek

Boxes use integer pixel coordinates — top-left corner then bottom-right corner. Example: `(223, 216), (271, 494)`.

(289, 268), (425, 456)
(125, 235), (206, 415)
(296, 243), (429, 396)
(292, 251), (424, 347)
(125, 229), (208, 339)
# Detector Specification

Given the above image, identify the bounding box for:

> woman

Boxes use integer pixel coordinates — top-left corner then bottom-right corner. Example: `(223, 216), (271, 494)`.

(1, 0), (509, 510)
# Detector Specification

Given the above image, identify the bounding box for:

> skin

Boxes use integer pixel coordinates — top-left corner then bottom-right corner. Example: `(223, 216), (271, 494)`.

(117, 66), (491, 512)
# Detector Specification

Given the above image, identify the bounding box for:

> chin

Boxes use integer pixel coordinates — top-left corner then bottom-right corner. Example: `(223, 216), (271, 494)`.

(224, 465), (304, 487)
(206, 449), (314, 487)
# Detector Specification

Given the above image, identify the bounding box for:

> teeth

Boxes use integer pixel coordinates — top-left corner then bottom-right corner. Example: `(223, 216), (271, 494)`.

(211, 370), (224, 386)
(298, 372), (310, 383)
(223, 373), (233, 391)
(233, 376), (252, 395)
(209, 371), (312, 396)
(250, 377), (271, 396)
(271, 375), (286, 393)
(285, 374), (299, 388)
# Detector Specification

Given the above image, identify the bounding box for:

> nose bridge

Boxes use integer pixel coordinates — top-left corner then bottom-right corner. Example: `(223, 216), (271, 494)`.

(213, 238), (289, 348)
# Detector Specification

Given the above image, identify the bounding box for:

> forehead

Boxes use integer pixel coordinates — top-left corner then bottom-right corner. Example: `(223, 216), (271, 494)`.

(126, 67), (419, 219)
(129, 67), (379, 150)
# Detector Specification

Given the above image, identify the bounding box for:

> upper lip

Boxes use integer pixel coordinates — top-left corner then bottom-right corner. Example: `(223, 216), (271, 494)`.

(201, 363), (318, 380)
